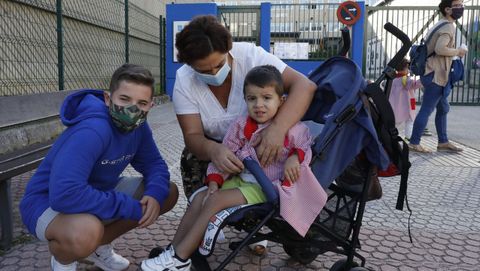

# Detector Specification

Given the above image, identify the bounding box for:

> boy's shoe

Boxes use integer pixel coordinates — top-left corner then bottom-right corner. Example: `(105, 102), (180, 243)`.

(408, 144), (432, 153)
(141, 246), (191, 271)
(437, 142), (463, 153)
(148, 246), (165, 259)
(422, 128), (433, 136)
(51, 257), (78, 271)
(85, 244), (130, 271)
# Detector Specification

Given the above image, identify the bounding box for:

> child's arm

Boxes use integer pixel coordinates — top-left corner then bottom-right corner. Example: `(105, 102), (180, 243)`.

(205, 117), (246, 187)
(406, 76), (423, 91)
(283, 123), (313, 184)
(284, 154), (301, 184)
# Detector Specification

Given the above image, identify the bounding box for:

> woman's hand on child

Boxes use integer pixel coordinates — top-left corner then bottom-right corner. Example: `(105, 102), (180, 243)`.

(209, 144), (244, 174)
(254, 123), (287, 167)
(138, 195), (161, 228)
(284, 155), (300, 184)
(202, 182), (219, 206)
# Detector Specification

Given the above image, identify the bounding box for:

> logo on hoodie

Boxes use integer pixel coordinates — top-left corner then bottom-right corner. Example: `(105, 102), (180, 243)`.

(101, 154), (134, 165)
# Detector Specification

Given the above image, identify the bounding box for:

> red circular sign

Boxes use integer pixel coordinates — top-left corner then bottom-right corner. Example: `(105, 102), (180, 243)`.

(337, 1), (361, 26)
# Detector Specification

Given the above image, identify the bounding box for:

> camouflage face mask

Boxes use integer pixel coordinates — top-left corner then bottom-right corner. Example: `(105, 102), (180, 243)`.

(109, 102), (148, 133)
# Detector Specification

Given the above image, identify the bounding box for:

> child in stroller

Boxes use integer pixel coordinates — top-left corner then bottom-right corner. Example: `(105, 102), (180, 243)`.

(147, 23), (412, 271)
(141, 65), (327, 271)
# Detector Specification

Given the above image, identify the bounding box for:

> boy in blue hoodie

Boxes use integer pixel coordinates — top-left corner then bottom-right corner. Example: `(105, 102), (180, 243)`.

(19, 64), (179, 271)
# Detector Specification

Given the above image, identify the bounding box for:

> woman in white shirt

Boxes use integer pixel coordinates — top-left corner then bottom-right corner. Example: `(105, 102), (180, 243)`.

(172, 15), (316, 255)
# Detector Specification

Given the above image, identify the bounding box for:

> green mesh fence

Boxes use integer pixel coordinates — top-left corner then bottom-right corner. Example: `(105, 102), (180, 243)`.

(129, 4), (162, 94)
(0, 0), (58, 96)
(0, 0), (166, 97)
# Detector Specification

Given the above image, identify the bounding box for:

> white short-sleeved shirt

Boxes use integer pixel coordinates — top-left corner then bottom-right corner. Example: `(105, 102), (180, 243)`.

(173, 42), (287, 141)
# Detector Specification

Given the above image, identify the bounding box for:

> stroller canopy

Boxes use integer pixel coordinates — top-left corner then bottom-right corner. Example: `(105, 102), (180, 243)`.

(303, 57), (390, 188)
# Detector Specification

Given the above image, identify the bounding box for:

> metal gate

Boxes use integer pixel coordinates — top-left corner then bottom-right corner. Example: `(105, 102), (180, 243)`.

(217, 6), (261, 46)
(364, 5), (480, 105)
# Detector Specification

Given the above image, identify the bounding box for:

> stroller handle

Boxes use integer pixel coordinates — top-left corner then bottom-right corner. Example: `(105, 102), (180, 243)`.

(374, 23), (412, 86)
(338, 27), (351, 57)
(384, 22), (412, 70)
(243, 157), (279, 204)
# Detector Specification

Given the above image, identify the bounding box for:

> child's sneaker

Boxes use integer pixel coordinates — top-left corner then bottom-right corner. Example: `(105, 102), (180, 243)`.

(141, 246), (191, 271)
(51, 256), (78, 271)
(85, 244), (130, 271)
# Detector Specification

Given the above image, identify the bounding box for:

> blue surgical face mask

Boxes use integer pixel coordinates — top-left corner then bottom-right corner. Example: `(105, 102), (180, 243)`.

(195, 59), (231, 86)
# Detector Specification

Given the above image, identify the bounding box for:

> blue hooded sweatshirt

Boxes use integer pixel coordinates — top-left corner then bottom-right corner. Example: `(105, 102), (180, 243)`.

(20, 89), (170, 236)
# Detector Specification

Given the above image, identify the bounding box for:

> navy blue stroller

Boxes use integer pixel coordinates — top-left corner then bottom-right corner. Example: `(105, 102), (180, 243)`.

(151, 23), (412, 271)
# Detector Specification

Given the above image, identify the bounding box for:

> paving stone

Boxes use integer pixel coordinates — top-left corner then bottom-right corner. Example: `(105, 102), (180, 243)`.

(1, 257), (18, 265)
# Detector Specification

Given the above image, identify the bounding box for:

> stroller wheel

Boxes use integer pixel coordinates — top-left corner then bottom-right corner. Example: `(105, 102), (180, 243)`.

(283, 245), (318, 265)
(329, 259), (359, 271)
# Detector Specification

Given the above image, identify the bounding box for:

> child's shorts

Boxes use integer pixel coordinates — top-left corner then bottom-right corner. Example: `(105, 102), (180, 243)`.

(221, 176), (266, 204)
(35, 176), (144, 241)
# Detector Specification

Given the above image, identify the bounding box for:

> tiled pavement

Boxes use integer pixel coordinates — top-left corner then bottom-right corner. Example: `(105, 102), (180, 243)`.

(1, 102), (479, 271)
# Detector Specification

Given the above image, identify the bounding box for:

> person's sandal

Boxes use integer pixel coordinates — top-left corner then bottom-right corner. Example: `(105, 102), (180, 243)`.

(408, 144), (432, 153)
(437, 142), (463, 153)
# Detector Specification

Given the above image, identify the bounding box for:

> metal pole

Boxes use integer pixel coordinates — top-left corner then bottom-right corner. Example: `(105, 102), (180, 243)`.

(125, 0), (129, 63)
(159, 15), (163, 95)
(163, 17), (166, 95)
(56, 0), (64, 90)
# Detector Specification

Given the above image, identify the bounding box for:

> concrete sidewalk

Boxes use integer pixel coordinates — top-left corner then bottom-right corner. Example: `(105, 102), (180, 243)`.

(425, 105), (480, 151)
(1, 102), (479, 271)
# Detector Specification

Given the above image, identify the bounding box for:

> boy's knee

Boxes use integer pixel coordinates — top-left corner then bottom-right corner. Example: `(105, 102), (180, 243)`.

(160, 182), (179, 215)
(62, 217), (103, 257)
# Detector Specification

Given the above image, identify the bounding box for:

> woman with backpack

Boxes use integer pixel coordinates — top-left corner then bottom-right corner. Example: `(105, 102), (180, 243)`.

(408, 0), (467, 153)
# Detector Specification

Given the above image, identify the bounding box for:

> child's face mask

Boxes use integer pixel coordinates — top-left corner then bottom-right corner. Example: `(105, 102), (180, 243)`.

(109, 102), (148, 133)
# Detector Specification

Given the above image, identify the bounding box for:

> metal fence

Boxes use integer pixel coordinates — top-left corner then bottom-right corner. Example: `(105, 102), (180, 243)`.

(218, 3), (343, 60)
(217, 5), (261, 45)
(365, 5), (480, 105)
(0, 0), (166, 97)
(270, 3), (344, 60)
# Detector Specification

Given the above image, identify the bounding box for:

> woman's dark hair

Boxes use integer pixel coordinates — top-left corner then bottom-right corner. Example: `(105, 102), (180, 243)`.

(109, 64), (154, 97)
(396, 58), (410, 71)
(175, 15), (232, 65)
(243, 65), (284, 97)
(439, 0), (453, 16)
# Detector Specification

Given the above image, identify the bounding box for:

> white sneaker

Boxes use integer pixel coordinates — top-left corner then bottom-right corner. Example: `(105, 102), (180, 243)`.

(141, 246), (191, 271)
(51, 256), (78, 271)
(248, 240), (268, 256)
(85, 244), (130, 271)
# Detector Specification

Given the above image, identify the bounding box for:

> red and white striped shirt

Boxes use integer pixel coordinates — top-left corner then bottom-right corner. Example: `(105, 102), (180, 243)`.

(206, 116), (327, 237)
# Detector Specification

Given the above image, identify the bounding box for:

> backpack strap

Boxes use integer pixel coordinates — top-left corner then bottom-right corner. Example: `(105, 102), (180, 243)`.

(424, 21), (450, 57)
(364, 83), (399, 159)
(364, 83), (411, 211)
(396, 140), (411, 210)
